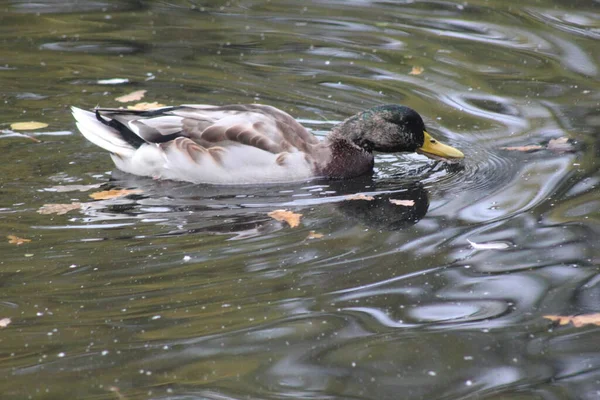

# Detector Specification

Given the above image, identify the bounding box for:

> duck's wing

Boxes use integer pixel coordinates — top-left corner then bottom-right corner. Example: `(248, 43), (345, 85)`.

(73, 104), (324, 184)
(94, 104), (320, 155)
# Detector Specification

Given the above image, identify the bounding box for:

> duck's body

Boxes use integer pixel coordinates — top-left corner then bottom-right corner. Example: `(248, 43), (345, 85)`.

(72, 104), (463, 184)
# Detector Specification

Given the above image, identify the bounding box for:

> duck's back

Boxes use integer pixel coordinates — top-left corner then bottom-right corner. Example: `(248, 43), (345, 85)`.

(72, 104), (326, 184)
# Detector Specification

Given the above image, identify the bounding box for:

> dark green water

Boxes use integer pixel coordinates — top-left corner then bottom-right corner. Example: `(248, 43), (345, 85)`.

(1, 1), (600, 399)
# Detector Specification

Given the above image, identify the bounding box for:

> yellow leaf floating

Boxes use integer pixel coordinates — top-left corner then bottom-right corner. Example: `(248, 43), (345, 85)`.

(389, 199), (415, 206)
(89, 189), (142, 200)
(307, 231), (324, 239)
(127, 102), (167, 111)
(38, 202), (82, 215)
(268, 209), (302, 228)
(7, 235), (31, 245)
(409, 66), (424, 75)
(115, 90), (147, 103)
(544, 314), (600, 328)
(10, 121), (48, 130)
(346, 194), (375, 201)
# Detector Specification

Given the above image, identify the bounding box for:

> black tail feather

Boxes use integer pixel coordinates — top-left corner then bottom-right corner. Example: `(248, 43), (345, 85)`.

(95, 110), (147, 149)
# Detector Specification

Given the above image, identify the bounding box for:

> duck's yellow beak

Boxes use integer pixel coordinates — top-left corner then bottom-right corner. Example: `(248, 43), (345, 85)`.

(417, 131), (464, 159)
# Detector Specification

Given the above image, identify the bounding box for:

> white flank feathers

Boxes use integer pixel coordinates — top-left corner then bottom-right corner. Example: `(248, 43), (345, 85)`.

(71, 106), (315, 184)
(71, 107), (135, 157)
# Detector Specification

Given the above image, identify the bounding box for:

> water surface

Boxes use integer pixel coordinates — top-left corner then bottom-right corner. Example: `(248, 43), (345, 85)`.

(1, 1), (600, 399)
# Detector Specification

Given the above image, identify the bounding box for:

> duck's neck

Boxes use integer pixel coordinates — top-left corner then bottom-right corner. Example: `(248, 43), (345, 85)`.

(317, 123), (375, 179)
(328, 115), (378, 152)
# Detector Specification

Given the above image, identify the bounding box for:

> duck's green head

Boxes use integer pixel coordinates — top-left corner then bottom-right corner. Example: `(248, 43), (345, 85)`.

(346, 105), (464, 160)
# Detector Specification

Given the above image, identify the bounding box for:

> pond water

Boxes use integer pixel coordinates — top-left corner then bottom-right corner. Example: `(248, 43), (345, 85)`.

(1, 0), (600, 399)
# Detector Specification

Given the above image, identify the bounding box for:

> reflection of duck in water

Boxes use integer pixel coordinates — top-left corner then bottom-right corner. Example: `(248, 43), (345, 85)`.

(72, 104), (463, 184)
(89, 172), (430, 234)
(328, 177), (430, 230)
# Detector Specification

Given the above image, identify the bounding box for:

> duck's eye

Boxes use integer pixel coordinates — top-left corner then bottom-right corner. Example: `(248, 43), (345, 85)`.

(430, 139), (437, 144)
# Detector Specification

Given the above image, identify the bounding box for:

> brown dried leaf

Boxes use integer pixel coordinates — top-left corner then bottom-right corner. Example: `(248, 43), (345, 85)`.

(547, 137), (574, 153)
(115, 90), (147, 103)
(89, 189), (142, 200)
(307, 231), (324, 239)
(10, 121), (48, 130)
(499, 145), (544, 152)
(346, 194), (375, 201)
(268, 209), (302, 228)
(38, 202), (82, 215)
(0, 318), (11, 328)
(127, 102), (166, 111)
(7, 235), (31, 245)
(409, 66), (424, 75)
(544, 313), (600, 328)
(389, 199), (415, 206)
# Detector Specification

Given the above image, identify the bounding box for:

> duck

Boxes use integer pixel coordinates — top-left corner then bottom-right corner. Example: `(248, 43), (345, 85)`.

(71, 104), (464, 185)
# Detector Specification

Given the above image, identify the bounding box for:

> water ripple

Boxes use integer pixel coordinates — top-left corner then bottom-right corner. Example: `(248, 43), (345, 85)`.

(40, 41), (143, 55)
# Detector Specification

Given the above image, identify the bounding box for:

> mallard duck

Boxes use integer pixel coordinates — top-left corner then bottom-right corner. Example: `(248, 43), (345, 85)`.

(71, 104), (463, 184)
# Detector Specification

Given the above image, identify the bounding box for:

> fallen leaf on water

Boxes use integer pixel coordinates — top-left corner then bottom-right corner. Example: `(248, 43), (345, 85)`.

(7, 235), (31, 245)
(127, 102), (166, 111)
(10, 121), (48, 130)
(115, 90), (147, 103)
(307, 231), (324, 239)
(346, 194), (375, 201)
(500, 137), (575, 154)
(467, 239), (510, 250)
(544, 313), (600, 328)
(499, 145), (544, 152)
(547, 137), (575, 153)
(389, 199), (415, 206)
(409, 66), (424, 75)
(268, 210), (302, 228)
(0, 318), (11, 328)
(38, 202), (82, 215)
(89, 189), (142, 200)
(49, 184), (102, 193)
